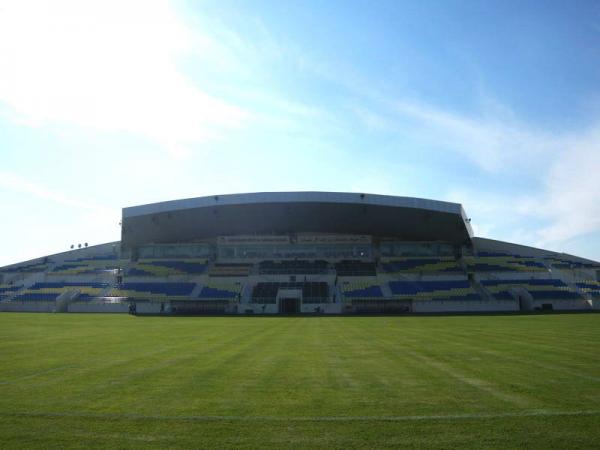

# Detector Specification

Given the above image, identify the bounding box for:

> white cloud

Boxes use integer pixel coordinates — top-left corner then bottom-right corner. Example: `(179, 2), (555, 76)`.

(389, 99), (561, 172)
(0, 170), (110, 213)
(0, 0), (248, 152)
(530, 131), (600, 245)
(441, 123), (600, 255)
(342, 91), (599, 256)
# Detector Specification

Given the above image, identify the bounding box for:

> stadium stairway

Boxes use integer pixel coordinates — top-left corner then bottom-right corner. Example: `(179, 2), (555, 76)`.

(240, 283), (253, 304)
(98, 279), (118, 298)
(190, 283), (203, 297)
(471, 279), (493, 301)
(548, 267), (596, 303)
(0, 270), (47, 302)
(55, 289), (81, 312)
(0, 284), (25, 302)
(4, 272), (47, 300)
(457, 256), (469, 273)
(378, 280), (393, 297)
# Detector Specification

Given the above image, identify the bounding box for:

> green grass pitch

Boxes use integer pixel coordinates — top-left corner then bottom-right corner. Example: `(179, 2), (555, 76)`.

(0, 313), (599, 449)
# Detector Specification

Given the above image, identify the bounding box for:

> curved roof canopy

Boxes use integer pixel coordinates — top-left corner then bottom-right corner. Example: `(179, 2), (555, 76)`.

(121, 192), (473, 247)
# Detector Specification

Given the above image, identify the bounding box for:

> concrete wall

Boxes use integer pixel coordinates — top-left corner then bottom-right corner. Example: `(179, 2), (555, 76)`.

(412, 299), (518, 313)
(0, 299), (594, 314)
(235, 302), (343, 314)
(67, 302), (129, 313)
(301, 303), (343, 314)
(532, 300), (592, 311)
(0, 301), (55, 312)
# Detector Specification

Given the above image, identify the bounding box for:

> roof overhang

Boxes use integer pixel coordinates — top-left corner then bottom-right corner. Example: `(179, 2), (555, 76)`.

(121, 192), (473, 248)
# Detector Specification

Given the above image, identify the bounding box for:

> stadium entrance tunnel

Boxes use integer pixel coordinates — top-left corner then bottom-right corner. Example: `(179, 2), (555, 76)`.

(279, 298), (301, 314)
(515, 289), (534, 312)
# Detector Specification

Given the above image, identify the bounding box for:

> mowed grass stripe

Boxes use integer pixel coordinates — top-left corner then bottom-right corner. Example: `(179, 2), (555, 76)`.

(388, 317), (600, 410)
(0, 313), (599, 449)
(431, 329), (600, 383)
(372, 326), (539, 410)
(3, 408), (600, 422)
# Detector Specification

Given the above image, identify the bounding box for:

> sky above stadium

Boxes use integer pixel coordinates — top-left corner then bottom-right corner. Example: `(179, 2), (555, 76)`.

(1, 0), (600, 265)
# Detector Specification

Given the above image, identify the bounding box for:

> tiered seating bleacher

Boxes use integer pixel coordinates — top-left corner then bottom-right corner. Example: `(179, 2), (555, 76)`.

(480, 279), (582, 301)
(465, 252), (546, 272)
(1, 261), (48, 273)
(127, 259), (207, 276)
(209, 263), (253, 277)
(382, 257), (462, 273)
(13, 282), (108, 301)
(335, 260), (376, 276)
(51, 255), (124, 276)
(252, 282), (328, 304)
(389, 280), (480, 301)
(575, 280), (600, 298)
(109, 282), (196, 300)
(544, 257), (600, 270)
(341, 281), (383, 298)
(0, 284), (23, 301)
(258, 260), (328, 275)
(198, 282), (242, 299)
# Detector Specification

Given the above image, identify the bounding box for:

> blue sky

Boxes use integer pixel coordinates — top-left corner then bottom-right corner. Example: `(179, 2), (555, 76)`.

(1, 0), (599, 266)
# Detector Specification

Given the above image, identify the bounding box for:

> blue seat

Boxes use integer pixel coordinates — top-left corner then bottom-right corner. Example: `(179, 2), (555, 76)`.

(120, 282), (195, 296)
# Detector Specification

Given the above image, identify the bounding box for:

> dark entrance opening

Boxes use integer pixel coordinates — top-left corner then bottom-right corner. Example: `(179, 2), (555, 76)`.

(279, 297), (300, 314)
(517, 292), (534, 312)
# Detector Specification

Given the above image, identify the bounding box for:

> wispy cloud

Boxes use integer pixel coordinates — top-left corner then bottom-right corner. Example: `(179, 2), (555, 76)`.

(390, 99), (561, 172)
(410, 103), (600, 253)
(318, 59), (600, 255)
(525, 131), (600, 245)
(0, 170), (114, 214)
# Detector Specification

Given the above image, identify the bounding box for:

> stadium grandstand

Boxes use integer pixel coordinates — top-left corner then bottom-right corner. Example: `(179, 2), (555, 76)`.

(1, 191), (598, 314)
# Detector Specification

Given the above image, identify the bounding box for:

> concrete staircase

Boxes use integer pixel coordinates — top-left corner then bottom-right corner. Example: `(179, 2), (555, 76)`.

(190, 283), (203, 298)
(471, 279), (493, 301)
(379, 280), (393, 298)
(55, 289), (81, 312)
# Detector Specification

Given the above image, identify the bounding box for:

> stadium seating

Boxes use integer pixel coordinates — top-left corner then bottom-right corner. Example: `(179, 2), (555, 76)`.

(575, 280), (600, 298)
(252, 282), (329, 304)
(51, 256), (125, 276)
(1, 261), (48, 273)
(389, 280), (480, 301)
(71, 254), (118, 260)
(464, 253), (546, 272)
(51, 262), (104, 275)
(341, 281), (384, 298)
(544, 257), (600, 270)
(209, 263), (253, 277)
(480, 279), (582, 301)
(13, 282), (108, 301)
(127, 259), (207, 276)
(258, 260), (328, 275)
(381, 257), (462, 273)
(198, 282), (243, 300)
(0, 284), (23, 301)
(48, 260), (128, 276)
(335, 260), (377, 276)
(109, 282), (196, 300)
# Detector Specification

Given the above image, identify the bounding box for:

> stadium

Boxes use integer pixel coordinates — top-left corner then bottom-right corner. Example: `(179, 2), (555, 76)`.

(1, 191), (599, 315)
(2, 192), (600, 448)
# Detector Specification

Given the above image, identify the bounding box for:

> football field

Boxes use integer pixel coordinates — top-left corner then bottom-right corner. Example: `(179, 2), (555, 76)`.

(0, 313), (599, 448)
